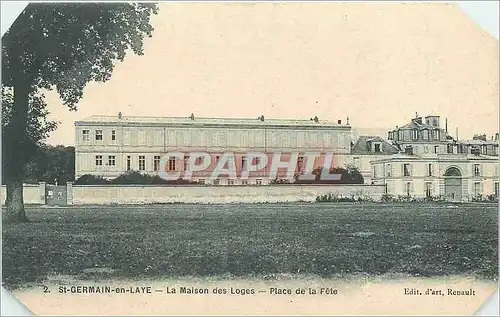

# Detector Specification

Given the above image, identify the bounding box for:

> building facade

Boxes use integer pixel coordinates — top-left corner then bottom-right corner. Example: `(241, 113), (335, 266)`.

(74, 114), (352, 184)
(371, 115), (499, 201)
(346, 136), (399, 184)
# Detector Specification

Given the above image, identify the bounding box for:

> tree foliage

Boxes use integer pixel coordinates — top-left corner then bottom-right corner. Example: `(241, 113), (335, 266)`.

(2, 3), (159, 107)
(294, 165), (364, 184)
(1, 3), (159, 221)
(22, 145), (75, 185)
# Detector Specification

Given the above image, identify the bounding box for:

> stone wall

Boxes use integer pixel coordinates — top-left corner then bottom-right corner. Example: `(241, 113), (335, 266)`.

(71, 184), (385, 205)
(0, 183), (46, 205)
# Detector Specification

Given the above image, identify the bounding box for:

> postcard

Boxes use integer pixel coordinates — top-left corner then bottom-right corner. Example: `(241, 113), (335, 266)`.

(1, 1), (498, 315)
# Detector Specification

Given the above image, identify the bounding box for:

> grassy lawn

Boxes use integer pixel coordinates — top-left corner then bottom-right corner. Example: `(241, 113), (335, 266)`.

(2, 203), (498, 290)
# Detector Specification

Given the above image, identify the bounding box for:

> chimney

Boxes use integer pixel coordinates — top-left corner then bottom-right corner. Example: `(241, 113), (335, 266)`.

(445, 118), (448, 133)
(314, 116), (319, 123)
(337, 119), (342, 124)
(118, 112), (123, 119)
(190, 113), (195, 120)
(473, 134), (487, 141)
(347, 117), (350, 125)
(259, 115), (265, 122)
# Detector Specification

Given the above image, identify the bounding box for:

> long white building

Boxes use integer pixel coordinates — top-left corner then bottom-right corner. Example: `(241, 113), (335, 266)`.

(74, 114), (352, 184)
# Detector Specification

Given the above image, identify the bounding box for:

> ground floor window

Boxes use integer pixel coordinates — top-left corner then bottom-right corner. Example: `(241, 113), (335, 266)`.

(95, 155), (103, 166)
(168, 157), (176, 171)
(256, 179), (262, 186)
(228, 179), (234, 186)
(126, 156), (131, 171)
(495, 182), (499, 197)
(405, 182), (412, 196)
(213, 179), (220, 186)
(153, 156), (161, 171)
(138, 156), (145, 171)
(242, 180), (248, 186)
(474, 182), (482, 197)
(425, 182), (433, 198)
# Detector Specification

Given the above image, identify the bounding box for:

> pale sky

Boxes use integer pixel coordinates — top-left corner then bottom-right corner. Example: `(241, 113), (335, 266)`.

(2, 2), (499, 146)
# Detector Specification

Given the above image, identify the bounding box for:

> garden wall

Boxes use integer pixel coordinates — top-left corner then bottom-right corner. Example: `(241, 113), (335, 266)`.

(0, 183), (46, 205)
(70, 184), (386, 205)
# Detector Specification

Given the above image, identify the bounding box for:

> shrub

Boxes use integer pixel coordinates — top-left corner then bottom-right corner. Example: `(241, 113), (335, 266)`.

(472, 195), (499, 203)
(110, 171), (199, 185)
(269, 178), (292, 184)
(73, 171), (200, 185)
(74, 174), (109, 185)
(379, 194), (446, 203)
(315, 193), (373, 203)
(110, 171), (156, 184)
(294, 166), (364, 184)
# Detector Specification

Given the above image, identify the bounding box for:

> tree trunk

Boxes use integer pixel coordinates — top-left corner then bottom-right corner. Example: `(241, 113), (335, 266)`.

(3, 80), (31, 223)
(3, 180), (28, 223)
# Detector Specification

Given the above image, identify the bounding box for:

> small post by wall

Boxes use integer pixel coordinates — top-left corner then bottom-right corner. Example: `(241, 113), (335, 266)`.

(66, 182), (73, 205)
(38, 182), (46, 205)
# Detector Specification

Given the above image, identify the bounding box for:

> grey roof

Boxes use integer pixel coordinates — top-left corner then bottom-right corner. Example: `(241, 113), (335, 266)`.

(75, 115), (350, 129)
(399, 120), (438, 130)
(351, 135), (399, 155)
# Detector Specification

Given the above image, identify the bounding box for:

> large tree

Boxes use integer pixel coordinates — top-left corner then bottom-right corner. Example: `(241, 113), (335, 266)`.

(2, 3), (159, 222)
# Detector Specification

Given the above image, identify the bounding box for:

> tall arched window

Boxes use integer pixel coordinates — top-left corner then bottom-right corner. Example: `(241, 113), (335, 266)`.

(444, 167), (461, 177)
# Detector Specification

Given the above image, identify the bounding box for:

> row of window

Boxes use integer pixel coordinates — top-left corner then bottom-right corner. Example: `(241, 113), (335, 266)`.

(471, 182), (499, 197)
(388, 129), (441, 141)
(94, 155), (268, 171)
(82, 129), (347, 149)
(401, 144), (498, 156)
(396, 181), (499, 197)
(83, 130), (116, 142)
(374, 163), (490, 178)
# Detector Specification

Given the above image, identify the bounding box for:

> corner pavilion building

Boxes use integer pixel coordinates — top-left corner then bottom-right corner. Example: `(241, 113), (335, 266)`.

(74, 114), (352, 185)
(370, 114), (499, 202)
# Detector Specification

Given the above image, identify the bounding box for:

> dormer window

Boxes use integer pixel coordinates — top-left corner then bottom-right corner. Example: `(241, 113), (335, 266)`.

(412, 129), (418, 140)
(433, 129), (440, 140)
(374, 143), (381, 153)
